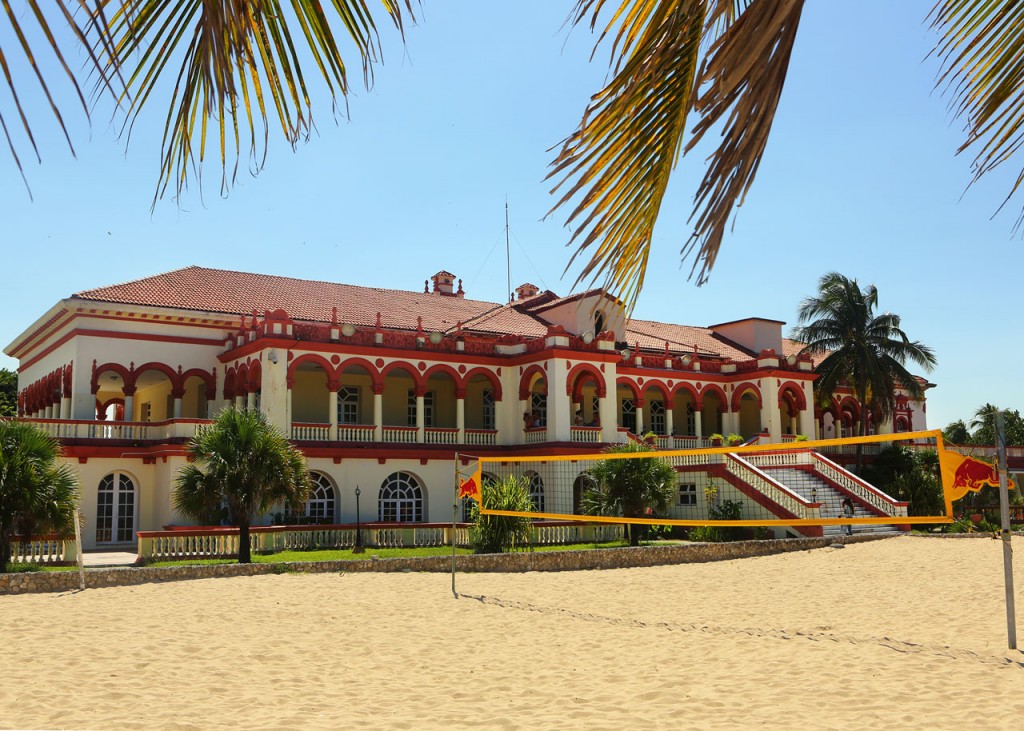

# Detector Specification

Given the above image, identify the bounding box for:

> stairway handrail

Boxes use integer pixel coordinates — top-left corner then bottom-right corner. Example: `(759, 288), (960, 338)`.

(810, 452), (908, 517)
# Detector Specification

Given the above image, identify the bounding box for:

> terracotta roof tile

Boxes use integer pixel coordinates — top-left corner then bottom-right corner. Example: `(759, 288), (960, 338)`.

(73, 266), (543, 333)
(624, 318), (751, 360)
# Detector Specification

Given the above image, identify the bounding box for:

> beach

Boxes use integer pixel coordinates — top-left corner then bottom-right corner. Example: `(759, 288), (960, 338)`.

(2, 536), (1022, 730)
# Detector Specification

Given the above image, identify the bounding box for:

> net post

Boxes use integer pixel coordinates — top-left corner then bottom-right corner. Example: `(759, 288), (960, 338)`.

(996, 412), (1017, 650)
(73, 506), (85, 591)
(452, 453), (458, 598)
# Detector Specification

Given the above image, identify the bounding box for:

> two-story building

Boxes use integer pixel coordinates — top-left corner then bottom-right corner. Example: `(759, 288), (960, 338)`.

(5, 266), (928, 549)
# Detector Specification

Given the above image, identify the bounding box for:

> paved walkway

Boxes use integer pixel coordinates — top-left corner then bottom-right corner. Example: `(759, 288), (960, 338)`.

(81, 551), (138, 567)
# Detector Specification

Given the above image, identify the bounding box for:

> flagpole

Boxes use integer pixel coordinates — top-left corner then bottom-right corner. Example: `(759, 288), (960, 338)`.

(996, 411), (1017, 650)
(452, 453), (459, 598)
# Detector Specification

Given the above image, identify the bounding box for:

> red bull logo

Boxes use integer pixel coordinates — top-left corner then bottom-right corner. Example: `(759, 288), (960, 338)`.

(941, 452), (1016, 503)
(458, 476), (481, 502)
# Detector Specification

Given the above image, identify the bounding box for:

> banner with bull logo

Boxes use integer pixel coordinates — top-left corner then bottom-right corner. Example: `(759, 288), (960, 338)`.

(937, 437), (1016, 513)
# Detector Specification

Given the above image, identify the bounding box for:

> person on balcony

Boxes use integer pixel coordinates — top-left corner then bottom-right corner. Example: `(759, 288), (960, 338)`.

(574, 411), (584, 426)
(523, 411), (534, 429)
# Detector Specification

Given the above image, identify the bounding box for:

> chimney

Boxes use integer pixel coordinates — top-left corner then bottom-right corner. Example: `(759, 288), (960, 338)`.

(430, 270), (457, 296)
(515, 282), (540, 300)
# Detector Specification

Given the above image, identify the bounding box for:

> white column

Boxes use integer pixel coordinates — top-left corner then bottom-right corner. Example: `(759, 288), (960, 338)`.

(415, 394), (425, 443)
(456, 396), (465, 443)
(124, 395), (134, 421)
(235, 395), (244, 410)
(635, 400), (644, 435)
(60, 397), (71, 420)
(519, 397), (530, 443)
(695, 405), (704, 439)
(599, 394), (617, 443)
(246, 392), (256, 410)
(373, 391), (383, 442)
(328, 389), (339, 441)
(173, 397), (183, 419)
(665, 405), (674, 437)
(44, 405), (53, 419)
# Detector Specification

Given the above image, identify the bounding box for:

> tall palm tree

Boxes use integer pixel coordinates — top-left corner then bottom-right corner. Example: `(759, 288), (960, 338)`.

(583, 439), (676, 546)
(7, 2), (1022, 307)
(174, 407), (310, 563)
(792, 272), (936, 471)
(0, 420), (80, 572)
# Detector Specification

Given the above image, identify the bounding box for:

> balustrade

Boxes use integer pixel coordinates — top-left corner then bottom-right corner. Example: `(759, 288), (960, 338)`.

(382, 425), (418, 443)
(464, 429), (497, 446)
(811, 453), (907, 516)
(524, 427), (548, 444)
(424, 428), (459, 445)
(6, 535), (74, 564)
(726, 455), (809, 518)
(338, 424), (376, 442)
(571, 426), (601, 443)
(291, 422), (331, 441)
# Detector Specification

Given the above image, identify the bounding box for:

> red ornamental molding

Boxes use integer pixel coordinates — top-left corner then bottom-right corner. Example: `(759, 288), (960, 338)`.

(730, 381), (763, 411)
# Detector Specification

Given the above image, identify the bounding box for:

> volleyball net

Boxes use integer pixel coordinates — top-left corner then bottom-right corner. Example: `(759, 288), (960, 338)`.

(456, 430), (1017, 536)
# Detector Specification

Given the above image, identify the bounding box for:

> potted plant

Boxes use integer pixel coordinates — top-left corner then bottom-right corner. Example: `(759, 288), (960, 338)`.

(709, 433), (724, 447)
(794, 434), (808, 442)
(726, 433), (743, 447)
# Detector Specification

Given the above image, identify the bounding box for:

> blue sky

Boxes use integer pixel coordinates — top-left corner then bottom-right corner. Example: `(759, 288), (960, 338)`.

(1, 1), (1020, 431)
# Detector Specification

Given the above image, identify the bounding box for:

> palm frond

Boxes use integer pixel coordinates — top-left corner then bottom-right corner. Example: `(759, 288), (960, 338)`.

(2, 1), (119, 194)
(931, 0), (1024, 224)
(103, 0), (413, 206)
(548, 0), (712, 313)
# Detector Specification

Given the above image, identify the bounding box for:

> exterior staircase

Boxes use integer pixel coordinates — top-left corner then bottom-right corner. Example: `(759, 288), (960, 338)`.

(765, 467), (899, 536)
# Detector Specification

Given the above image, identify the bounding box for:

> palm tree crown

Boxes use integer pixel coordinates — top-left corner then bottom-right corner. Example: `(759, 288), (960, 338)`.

(174, 407), (310, 563)
(0, 419), (80, 571)
(792, 272), (936, 436)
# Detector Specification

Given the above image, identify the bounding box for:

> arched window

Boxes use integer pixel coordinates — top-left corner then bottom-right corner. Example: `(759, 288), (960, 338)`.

(96, 473), (136, 543)
(573, 473), (596, 515)
(525, 471), (545, 513)
(284, 472), (337, 524)
(379, 472), (424, 523)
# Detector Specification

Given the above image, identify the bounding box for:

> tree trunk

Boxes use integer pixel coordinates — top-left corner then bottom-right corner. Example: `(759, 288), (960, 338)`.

(855, 389), (868, 474)
(0, 527), (11, 572)
(238, 520), (252, 564)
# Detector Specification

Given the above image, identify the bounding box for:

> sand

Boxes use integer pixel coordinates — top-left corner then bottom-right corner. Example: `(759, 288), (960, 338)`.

(2, 536), (1023, 730)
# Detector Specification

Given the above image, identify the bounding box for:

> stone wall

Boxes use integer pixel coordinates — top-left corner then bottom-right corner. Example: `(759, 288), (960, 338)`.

(1, 534), (892, 595)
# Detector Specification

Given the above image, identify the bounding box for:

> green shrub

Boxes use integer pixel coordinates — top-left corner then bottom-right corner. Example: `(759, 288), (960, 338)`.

(471, 476), (534, 554)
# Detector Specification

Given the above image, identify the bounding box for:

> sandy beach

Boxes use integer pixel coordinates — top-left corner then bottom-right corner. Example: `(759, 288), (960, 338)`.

(2, 536), (1023, 730)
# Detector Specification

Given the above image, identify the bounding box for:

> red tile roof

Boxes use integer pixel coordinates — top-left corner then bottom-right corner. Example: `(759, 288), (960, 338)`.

(624, 318), (752, 360)
(73, 266), (545, 334)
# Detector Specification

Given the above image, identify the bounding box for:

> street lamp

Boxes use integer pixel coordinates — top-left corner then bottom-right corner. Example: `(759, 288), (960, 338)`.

(353, 485), (365, 553)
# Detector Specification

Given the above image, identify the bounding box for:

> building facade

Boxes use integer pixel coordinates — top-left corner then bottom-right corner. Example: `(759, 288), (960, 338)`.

(5, 266), (929, 549)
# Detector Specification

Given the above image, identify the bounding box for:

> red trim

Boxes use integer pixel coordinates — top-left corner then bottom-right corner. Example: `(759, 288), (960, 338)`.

(21, 328), (226, 371)
(566, 362), (606, 399)
(518, 365), (547, 400)
(698, 383), (728, 409)
(730, 381), (762, 411)
(462, 367), (502, 401)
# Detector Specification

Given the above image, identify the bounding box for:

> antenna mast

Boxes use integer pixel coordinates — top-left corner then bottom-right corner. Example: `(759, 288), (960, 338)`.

(505, 200), (512, 304)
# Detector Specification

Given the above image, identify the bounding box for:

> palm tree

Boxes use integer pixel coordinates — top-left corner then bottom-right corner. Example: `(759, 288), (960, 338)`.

(969, 404), (1024, 446)
(583, 439), (676, 546)
(174, 407), (310, 563)
(792, 272), (936, 471)
(7, 3), (1021, 307)
(0, 420), (80, 571)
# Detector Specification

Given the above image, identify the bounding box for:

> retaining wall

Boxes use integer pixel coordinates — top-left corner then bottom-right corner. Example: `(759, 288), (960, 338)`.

(1, 534), (893, 595)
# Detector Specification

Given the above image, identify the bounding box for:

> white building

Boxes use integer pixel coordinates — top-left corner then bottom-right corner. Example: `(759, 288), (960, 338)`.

(5, 266), (927, 549)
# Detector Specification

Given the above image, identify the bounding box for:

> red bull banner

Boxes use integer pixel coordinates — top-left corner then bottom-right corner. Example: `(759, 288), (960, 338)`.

(938, 439), (1016, 510)
(458, 476), (481, 503)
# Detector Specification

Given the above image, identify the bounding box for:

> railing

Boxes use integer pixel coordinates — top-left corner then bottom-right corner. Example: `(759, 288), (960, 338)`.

(811, 453), (907, 516)
(138, 521), (625, 560)
(291, 422), (330, 441)
(23, 418), (210, 441)
(530, 522), (625, 545)
(743, 450), (810, 469)
(6, 534), (76, 564)
(571, 426), (602, 443)
(382, 425), (418, 443)
(424, 427), (459, 445)
(524, 427), (548, 444)
(338, 424), (376, 442)
(726, 454), (812, 518)
(464, 429), (497, 446)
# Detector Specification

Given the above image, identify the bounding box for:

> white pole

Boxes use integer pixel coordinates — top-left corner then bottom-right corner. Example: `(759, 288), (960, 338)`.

(73, 507), (85, 591)
(996, 411), (1017, 650)
(452, 454), (459, 598)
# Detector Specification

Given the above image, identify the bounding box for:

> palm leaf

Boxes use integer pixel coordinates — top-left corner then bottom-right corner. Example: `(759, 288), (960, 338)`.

(102, 0), (414, 206)
(2, 1), (119, 194)
(550, 0), (803, 312)
(931, 0), (1024, 224)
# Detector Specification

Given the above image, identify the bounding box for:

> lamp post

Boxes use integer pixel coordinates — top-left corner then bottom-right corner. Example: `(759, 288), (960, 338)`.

(353, 485), (365, 553)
